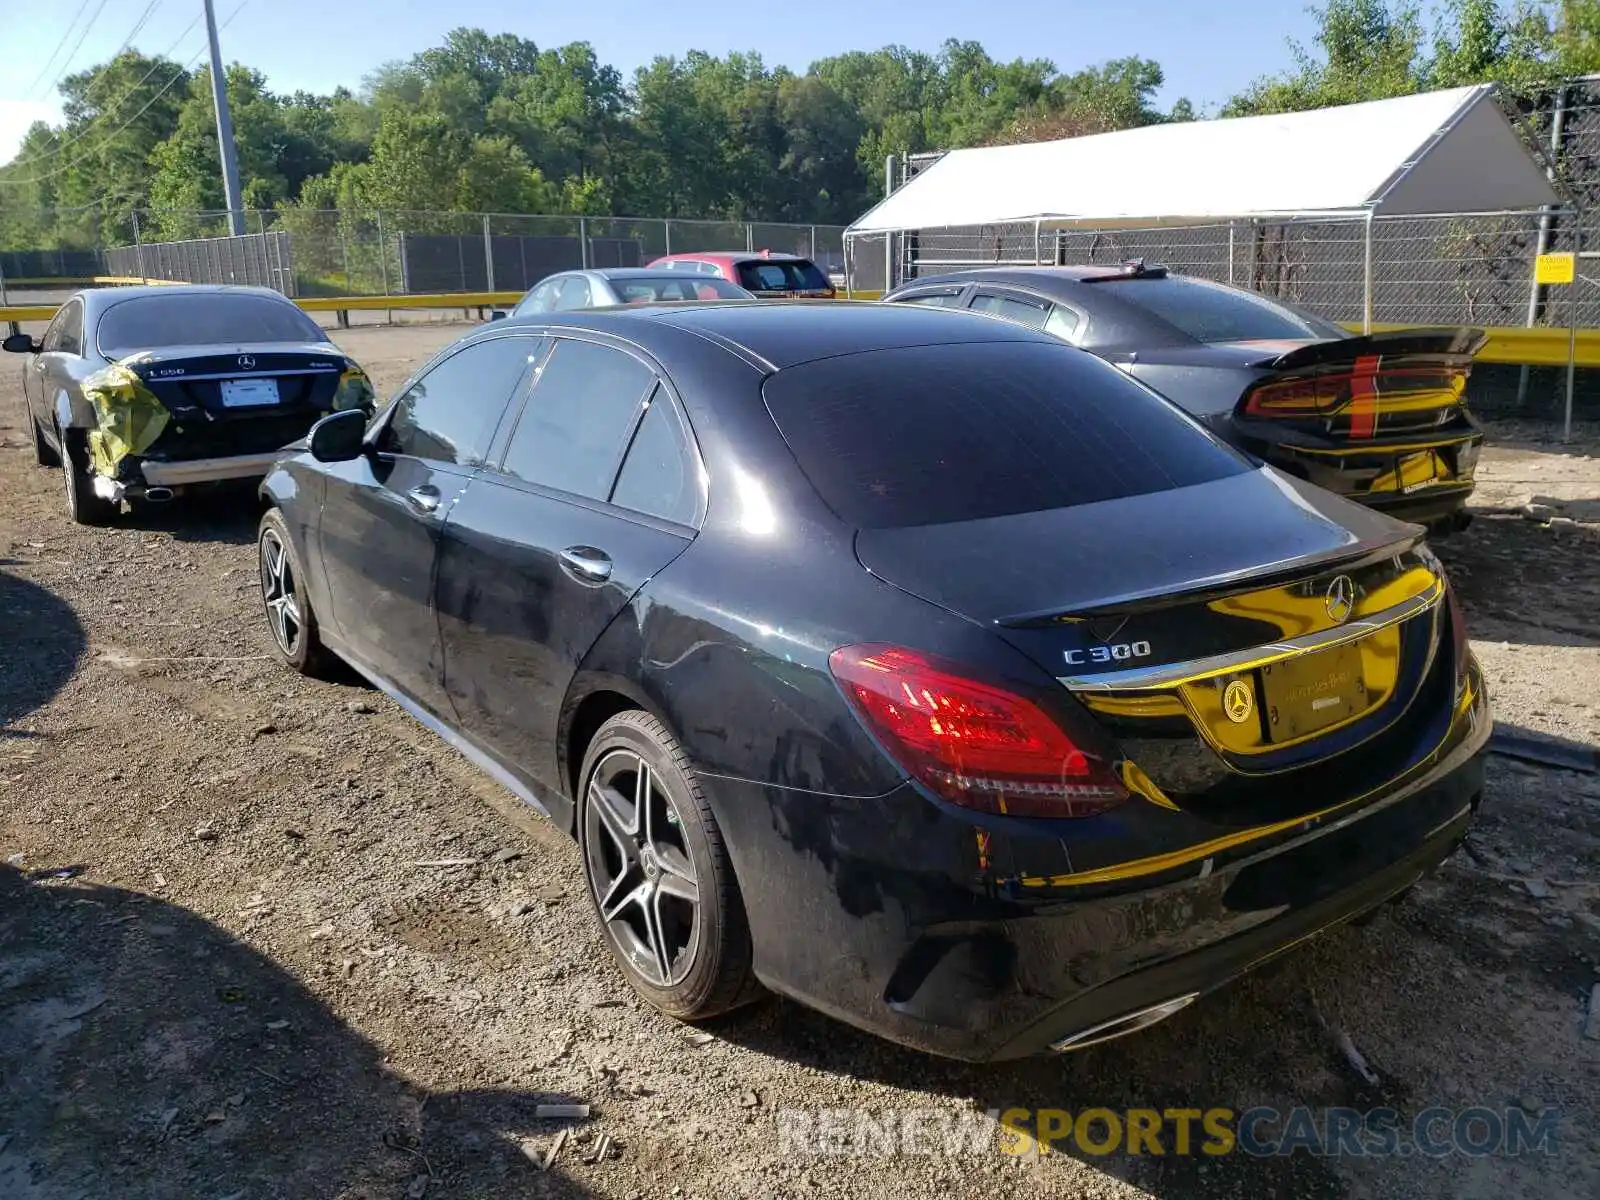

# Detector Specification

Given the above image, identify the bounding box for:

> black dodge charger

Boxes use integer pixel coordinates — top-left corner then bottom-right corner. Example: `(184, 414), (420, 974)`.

(258, 302), (1489, 1060)
(883, 265), (1486, 531)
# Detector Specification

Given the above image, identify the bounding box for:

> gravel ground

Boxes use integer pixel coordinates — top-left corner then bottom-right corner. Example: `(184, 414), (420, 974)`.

(1, 323), (1597, 1200)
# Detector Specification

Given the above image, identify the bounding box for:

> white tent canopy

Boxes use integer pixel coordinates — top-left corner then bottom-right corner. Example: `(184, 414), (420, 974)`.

(846, 84), (1561, 235)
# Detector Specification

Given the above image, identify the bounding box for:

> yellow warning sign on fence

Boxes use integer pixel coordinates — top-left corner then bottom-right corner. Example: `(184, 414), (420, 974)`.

(1536, 252), (1576, 285)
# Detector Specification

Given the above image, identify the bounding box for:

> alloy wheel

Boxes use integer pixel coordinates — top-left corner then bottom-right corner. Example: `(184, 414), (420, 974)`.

(583, 748), (702, 988)
(260, 529), (303, 656)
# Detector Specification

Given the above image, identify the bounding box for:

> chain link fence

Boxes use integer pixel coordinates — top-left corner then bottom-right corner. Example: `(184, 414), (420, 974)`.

(0, 209), (848, 300)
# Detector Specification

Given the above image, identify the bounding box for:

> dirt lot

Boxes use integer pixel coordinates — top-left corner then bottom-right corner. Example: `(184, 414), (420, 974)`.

(2, 323), (1597, 1200)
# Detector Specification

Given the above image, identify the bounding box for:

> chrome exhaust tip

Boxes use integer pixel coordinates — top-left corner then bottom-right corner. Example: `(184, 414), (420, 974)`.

(142, 487), (175, 503)
(1050, 992), (1199, 1053)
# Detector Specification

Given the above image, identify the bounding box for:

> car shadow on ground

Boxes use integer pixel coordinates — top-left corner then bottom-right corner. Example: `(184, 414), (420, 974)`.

(710, 947), (1361, 1198)
(119, 484), (262, 546)
(0, 864), (602, 1200)
(0, 563), (86, 734)
(1432, 513), (1600, 649)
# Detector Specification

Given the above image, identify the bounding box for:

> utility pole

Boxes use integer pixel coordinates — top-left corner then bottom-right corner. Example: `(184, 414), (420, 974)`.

(204, 0), (245, 236)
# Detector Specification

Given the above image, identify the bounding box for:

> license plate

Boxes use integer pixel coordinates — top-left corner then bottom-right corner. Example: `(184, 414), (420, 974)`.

(1261, 642), (1369, 742)
(220, 377), (280, 407)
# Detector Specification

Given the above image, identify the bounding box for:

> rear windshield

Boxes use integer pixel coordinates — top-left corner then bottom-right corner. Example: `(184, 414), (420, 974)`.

(612, 277), (749, 303)
(764, 340), (1249, 529)
(1093, 276), (1346, 343)
(98, 293), (327, 354)
(737, 259), (830, 292)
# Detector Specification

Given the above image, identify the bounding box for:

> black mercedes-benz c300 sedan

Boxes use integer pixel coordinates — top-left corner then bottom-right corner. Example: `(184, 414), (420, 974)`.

(257, 302), (1490, 1061)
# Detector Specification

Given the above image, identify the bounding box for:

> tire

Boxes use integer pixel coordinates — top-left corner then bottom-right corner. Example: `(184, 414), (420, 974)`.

(60, 429), (116, 526)
(257, 508), (337, 678)
(577, 710), (760, 1020)
(32, 417), (60, 468)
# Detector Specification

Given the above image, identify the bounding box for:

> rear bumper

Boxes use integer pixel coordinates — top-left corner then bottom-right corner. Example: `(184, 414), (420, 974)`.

(137, 451), (283, 486)
(1237, 422), (1482, 520)
(700, 661), (1489, 1061)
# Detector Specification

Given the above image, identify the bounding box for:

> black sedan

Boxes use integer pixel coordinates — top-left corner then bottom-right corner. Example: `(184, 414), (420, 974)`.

(3, 284), (375, 525)
(883, 265), (1486, 531)
(257, 302), (1489, 1060)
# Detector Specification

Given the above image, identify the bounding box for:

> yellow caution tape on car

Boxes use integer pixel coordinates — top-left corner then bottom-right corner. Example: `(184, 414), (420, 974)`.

(332, 364), (376, 412)
(82, 361), (170, 477)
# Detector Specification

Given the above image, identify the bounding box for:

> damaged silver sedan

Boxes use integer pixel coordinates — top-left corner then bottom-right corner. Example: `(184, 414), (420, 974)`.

(4, 284), (376, 525)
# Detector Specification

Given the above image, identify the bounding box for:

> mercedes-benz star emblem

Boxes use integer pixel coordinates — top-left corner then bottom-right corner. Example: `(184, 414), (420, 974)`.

(237, 354), (256, 370)
(1223, 679), (1254, 724)
(1325, 575), (1356, 624)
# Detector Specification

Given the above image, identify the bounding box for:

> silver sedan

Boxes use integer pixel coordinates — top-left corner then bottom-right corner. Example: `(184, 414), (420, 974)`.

(499, 269), (754, 319)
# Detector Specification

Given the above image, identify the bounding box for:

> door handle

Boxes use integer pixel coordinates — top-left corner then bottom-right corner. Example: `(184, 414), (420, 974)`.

(559, 545), (613, 583)
(33, 362), (45, 373)
(406, 484), (441, 513)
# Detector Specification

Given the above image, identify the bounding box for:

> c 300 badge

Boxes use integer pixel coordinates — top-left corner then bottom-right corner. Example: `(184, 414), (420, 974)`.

(1223, 679), (1254, 724)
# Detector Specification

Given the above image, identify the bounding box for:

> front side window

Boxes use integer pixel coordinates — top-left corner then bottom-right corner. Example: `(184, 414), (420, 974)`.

(500, 339), (655, 499)
(893, 291), (964, 308)
(379, 336), (543, 465)
(97, 294), (326, 355)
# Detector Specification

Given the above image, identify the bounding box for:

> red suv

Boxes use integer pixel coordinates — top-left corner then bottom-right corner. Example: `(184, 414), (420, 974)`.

(646, 250), (836, 298)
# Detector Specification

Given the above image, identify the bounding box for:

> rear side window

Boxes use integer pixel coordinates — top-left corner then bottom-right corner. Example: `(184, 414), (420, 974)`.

(737, 260), (829, 292)
(612, 388), (698, 525)
(98, 293), (325, 354)
(1092, 276), (1345, 343)
(613, 277), (748, 304)
(764, 341), (1249, 529)
(502, 339), (655, 499)
(381, 336), (542, 465)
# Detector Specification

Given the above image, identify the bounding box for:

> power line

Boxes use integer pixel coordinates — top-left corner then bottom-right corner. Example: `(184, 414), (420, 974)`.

(23, 0), (96, 96)
(37, 0), (164, 120)
(0, 2), (250, 188)
(6, 9), (202, 170)
(37, 0), (115, 100)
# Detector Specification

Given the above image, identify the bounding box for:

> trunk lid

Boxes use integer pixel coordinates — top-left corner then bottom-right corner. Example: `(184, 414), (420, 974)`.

(120, 342), (355, 461)
(856, 468), (1451, 819)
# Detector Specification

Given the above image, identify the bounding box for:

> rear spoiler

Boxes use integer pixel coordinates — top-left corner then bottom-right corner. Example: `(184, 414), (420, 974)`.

(1258, 328), (1486, 372)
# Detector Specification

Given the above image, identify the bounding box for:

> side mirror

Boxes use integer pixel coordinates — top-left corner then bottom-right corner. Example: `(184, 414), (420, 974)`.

(2, 333), (40, 354)
(489, 309), (508, 321)
(309, 409), (369, 463)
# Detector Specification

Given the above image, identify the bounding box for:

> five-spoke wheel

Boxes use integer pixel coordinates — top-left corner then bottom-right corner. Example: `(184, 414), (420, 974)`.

(577, 711), (758, 1019)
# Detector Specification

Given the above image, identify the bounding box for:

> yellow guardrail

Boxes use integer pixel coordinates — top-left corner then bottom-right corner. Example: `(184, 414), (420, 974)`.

(2, 288), (1598, 370)
(1341, 321), (1599, 367)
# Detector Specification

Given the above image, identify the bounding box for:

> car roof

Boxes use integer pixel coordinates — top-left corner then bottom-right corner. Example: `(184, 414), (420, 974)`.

(653, 251), (812, 263)
(585, 268), (739, 281)
(488, 299), (1051, 370)
(900, 265), (1161, 290)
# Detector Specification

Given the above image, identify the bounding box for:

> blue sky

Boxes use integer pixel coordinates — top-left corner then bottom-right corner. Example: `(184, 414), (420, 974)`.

(1, 0), (1321, 162)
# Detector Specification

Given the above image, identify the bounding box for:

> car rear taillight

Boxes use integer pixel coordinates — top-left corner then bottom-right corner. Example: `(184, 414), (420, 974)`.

(828, 644), (1128, 818)
(1242, 364), (1465, 424)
